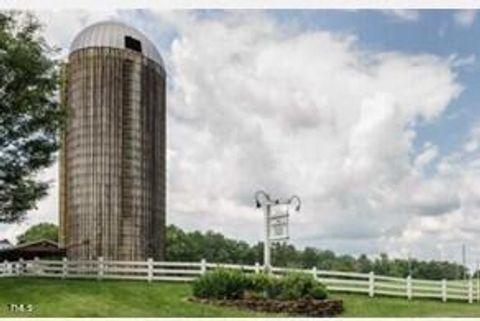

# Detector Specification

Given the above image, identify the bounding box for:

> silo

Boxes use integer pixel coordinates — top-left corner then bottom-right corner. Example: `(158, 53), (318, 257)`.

(59, 21), (166, 261)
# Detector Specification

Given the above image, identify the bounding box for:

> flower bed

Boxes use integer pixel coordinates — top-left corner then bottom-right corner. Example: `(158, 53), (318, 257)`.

(190, 297), (343, 317)
(191, 269), (343, 317)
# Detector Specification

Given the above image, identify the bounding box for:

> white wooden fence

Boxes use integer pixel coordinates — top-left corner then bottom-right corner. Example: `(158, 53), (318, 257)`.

(0, 258), (478, 303)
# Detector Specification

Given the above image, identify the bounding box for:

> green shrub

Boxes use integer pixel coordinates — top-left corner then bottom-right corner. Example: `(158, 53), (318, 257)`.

(192, 269), (328, 301)
(309, 283), (328, 300)
(277, 272), (317, 300)
(265, 276), (284, 299)
(265, 272), (328, 300)
(248, 273), (273, 292)
(192, 269), (249, 300)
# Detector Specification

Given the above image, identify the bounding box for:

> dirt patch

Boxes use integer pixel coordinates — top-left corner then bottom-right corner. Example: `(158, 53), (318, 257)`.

(189, 297), (343, 317)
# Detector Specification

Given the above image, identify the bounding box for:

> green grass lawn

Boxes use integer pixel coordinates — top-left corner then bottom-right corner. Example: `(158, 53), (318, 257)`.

(0, 277), (277, 317)
(334, 293), (480, 317)
(1, 277), (480, 317)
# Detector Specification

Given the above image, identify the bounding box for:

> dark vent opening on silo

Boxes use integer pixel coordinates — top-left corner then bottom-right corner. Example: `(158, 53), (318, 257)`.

(125, 36), (142, 53)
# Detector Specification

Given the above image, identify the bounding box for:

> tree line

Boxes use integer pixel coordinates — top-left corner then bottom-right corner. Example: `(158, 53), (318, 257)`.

(165, 225), (469, 280)
(14, 223), (470, 280)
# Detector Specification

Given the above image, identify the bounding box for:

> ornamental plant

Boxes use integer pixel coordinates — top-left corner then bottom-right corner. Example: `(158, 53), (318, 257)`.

(192, 269), (328, 301)
(192, 268), (250, 300)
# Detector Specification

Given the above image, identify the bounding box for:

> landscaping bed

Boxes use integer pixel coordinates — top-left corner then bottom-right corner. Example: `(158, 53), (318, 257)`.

(190, 296), (343, 317)
(191, 269), (343, 317)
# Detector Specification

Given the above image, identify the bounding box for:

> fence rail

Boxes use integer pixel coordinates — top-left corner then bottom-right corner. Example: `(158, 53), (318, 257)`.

(0, 258), (478, 303)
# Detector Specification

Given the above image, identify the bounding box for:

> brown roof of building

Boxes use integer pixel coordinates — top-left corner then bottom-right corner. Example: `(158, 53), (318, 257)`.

(0, 239), (11, 245)
(0, 239), (65, 261)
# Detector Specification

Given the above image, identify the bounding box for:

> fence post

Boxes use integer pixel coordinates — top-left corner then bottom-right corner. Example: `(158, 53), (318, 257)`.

(147, 258), (153, 283)
(201, 258), (207, 275)
(406, 275), (412, 299)
(18, 258), (24, 276)
(98, 257), (104, 281)
(477, 276), (479, 303)
(2, 260), (7, 276)
(442, 279), (447, 302)
(312, 266), (318, 281)
(469, 277), (473, 303)
(34, 257), (39, 276)
(369, 271), (375, 297)
(62, 257), (68, 279)
(255, 262), (260, 274)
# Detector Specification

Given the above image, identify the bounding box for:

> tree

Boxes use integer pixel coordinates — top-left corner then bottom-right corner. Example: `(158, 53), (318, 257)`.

(272, 243), (299, 268)
(166, 225), (197, 261)
(17, 223), (58, 244)
(355, 254), (372, 273)
(316, 250), (336, 270)
(373, 253), (391, 275)
(334, 254), (356, 272)
(0, 12), (63, 223)
(301, 247), (320, 268)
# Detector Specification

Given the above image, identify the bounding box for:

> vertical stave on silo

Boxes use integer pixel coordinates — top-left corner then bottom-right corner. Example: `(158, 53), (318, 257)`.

(59, 21), (166, 261)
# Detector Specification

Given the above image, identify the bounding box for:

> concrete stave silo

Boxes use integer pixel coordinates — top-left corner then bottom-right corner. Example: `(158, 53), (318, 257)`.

(59, 21), (166, 261)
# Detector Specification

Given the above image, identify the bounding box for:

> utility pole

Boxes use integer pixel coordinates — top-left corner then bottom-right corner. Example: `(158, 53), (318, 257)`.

(255, 190), (301, 272)
(463, 243), (467, 280)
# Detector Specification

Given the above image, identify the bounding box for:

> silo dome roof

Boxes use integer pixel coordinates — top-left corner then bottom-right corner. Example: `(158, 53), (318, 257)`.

(70, 21), (164, 67)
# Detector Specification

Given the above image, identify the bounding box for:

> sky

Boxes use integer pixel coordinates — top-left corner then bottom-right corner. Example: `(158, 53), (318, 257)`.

(1, 9), (480, 268)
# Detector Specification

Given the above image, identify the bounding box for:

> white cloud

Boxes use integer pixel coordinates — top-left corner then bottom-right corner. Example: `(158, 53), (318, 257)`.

(414, 142), (438, 169)
(383, 10), (420, 22)
(451, 54), (476, 69)
(454, 10), (477, 28)
(161, 11), (462, 258)
(464, 122), (480, 152)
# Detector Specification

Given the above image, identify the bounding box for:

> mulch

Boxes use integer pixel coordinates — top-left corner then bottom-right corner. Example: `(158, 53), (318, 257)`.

(189, 296), (343, 317)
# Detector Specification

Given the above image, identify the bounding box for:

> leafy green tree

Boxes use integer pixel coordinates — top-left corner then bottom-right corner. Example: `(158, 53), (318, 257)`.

(373, 253), (391, 275)
(0, 12), (63, 223)
(316, 250), (336, 270)
(355, 254), (372, 273)
(390, 258), (409, 278)
(248, 242), (264, 265)
(301, 247), (320, 268)
(17, 222), (58, 244)
(272, 243), (299, 268)
(166, 225), (196, 261)
(333, 254), (356, 272)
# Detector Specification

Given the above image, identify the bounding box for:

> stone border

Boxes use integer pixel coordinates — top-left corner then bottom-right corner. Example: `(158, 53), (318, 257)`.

(189, 297), (343, 317)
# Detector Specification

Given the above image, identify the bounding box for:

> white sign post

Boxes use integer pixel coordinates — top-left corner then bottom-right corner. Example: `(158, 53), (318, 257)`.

(264, 202), (271, 271)
(255, 191), (301, 272)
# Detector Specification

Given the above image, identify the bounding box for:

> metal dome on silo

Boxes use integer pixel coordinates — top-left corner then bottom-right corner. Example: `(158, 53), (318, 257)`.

(70, 21), (165, 67)
(59, 21), (166, 261)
